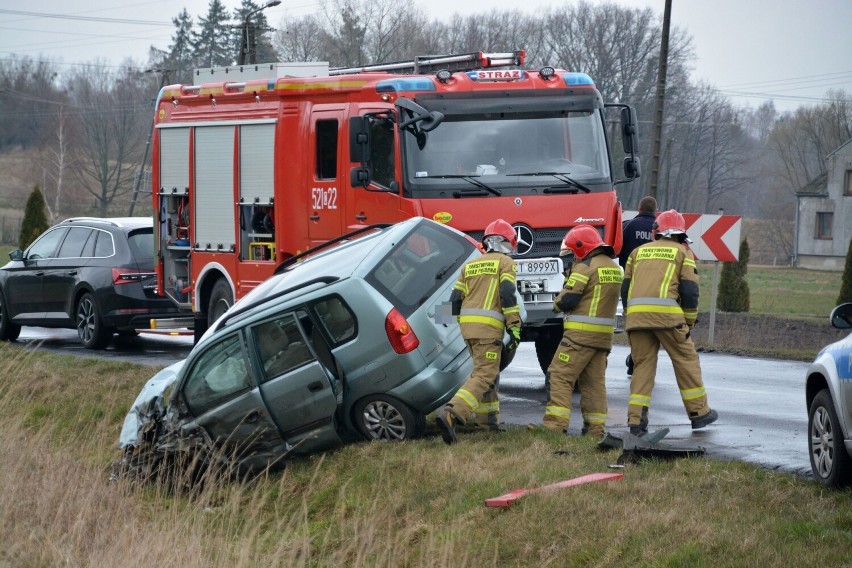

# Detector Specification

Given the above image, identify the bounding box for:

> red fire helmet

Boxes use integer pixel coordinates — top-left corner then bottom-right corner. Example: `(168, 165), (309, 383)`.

(562, 224), (605, 260)
(483, 219), (518, 249)
(653, 209), (687, 239)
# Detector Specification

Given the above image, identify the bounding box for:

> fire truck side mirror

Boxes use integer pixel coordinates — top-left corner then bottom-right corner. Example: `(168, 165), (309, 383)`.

(349, 117), (372, 163)
(620, 107), (638, 155)
(623, 156), (641, 180)
(351, 166), (371, 188)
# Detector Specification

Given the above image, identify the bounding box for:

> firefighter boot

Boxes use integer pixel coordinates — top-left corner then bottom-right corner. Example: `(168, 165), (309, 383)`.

(629, 407), (649, 437)
(436, 408), (464, 445)
(690, 408), (718, 430)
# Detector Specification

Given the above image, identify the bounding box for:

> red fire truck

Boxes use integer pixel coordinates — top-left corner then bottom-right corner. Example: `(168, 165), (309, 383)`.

(151, 51), (640, 370)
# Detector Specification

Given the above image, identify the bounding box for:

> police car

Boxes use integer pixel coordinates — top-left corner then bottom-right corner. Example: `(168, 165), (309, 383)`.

(805, 302), (852, 488)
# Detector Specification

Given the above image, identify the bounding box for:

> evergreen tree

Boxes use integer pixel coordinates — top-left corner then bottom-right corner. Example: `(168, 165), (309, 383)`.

(837, 237), (852, 305)
(233, 0), (279, 65)
(167, 9), (196, 83)
(192, 0), (233, 68)
(326, 2), (366, 67)
(19, 185), (49, 250)
(717, 239), (751, 312)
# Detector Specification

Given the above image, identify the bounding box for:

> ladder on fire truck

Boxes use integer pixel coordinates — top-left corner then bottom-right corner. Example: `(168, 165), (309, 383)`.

(329, 50), (525, 76)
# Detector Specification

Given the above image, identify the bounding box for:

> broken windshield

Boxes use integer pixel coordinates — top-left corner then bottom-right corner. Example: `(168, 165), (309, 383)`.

(401, 110), (610, 197)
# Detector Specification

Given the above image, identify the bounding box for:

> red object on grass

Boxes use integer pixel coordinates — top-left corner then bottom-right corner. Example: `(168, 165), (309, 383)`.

(484, 472), (624, 508)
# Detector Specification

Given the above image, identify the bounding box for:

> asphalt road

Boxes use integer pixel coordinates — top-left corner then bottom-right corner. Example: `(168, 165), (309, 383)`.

(17, 327), (813, 478)
(18, 327), (194, 366)
(500, 343), (812, 479)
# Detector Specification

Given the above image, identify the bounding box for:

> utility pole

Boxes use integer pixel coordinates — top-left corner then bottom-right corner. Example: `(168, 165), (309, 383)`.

(237, 0), (281, 65)
(648, 0), (672, 200)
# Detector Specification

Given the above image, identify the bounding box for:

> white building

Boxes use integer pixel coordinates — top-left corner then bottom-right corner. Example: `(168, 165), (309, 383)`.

(795, 138), (852, 270)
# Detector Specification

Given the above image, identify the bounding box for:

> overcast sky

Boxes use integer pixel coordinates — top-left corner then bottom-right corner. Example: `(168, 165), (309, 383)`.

(0, 0), (850, 113)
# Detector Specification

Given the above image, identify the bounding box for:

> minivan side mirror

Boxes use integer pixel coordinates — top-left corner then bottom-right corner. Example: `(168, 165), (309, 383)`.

(9, 249), (23, 261)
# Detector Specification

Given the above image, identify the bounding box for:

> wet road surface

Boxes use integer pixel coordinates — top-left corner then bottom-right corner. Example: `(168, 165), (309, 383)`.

(500, 343), (811, 479)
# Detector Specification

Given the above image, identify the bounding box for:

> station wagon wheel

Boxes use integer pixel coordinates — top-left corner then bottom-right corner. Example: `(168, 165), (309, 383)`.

(354, 395), (419, 442)
(0, 290), (21, 341)
(808, 389), (852, 488)
(76, 292), (112, 349)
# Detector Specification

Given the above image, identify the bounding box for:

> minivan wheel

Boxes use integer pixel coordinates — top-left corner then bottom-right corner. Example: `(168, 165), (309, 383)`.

(76, 292), (112, 349)
(354, 395), (419, 441)
(808, 389), (852, 488)
(0, 291), (21, 341)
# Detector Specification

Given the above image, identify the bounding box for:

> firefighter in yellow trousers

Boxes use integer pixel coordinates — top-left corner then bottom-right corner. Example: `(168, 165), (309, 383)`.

(437, 219), (522, 445)
(542, 225), (622, 437)
(621, 209), (718, 435)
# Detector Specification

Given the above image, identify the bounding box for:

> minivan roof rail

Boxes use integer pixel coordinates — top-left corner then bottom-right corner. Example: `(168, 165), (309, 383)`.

(274, 224), (391, 275)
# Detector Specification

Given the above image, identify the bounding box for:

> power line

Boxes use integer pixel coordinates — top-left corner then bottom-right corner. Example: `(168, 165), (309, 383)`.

(718, 70), (852, 91)
(0, 9), (170, 26)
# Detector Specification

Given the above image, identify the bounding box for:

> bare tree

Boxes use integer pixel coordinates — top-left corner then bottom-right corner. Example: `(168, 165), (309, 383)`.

(276, 0), (439, 67)
(768, 92), (852, 198)
(65, 63), (151, 217)
(434, 11), (539, 55)
(740, 101), (778, 144)
(275, 15), (327, 63)
(40, 104), (75, 223)
(318, 0), (367, 67)
(359, 0), (426, 63)
(0, 56), (61, 151)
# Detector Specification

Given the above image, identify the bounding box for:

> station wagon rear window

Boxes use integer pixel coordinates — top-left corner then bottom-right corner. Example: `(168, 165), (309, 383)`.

(366, 222), (474, 317)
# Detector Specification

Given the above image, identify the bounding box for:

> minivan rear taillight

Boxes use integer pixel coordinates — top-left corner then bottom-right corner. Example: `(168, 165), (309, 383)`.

(112, 268), (155, 285)
(385, 308), (420, 354)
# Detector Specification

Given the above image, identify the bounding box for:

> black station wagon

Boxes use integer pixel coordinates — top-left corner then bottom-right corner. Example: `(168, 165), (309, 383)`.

(0, 217), (181, 348)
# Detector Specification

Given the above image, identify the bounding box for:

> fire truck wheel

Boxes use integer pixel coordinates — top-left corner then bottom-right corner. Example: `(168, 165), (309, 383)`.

(208, 279), (233, 328)
(534, 328), (561, 374)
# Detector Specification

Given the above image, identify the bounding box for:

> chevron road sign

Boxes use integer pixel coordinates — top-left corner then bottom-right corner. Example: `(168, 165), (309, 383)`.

(682, 213), (741, 262)
(623, 211), (742, 262)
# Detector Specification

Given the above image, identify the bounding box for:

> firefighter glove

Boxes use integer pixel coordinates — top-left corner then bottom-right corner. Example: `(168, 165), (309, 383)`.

(507, 327), (521, 352)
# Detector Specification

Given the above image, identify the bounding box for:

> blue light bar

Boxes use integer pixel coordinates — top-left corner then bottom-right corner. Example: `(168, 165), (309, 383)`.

(561, 72), (595, 86)
(376, 78), (437, 93)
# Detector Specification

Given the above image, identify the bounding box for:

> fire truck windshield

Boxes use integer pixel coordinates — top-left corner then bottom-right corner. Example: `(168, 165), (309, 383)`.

(401, 110), (611, 197)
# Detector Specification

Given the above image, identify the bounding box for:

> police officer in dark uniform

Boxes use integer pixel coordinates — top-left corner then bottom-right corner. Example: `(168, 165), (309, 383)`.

(619, 196), (657, 268)
(618, 196), (657, 376)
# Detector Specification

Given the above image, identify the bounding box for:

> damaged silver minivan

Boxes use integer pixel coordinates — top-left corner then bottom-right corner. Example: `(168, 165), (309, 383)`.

(118, 218), (477, 477)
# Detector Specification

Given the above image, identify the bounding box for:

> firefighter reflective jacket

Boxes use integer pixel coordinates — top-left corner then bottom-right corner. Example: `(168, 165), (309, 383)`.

(621, 237), (699, 330)
(450, 251), (521, 340)
(554, 250), (622, 349)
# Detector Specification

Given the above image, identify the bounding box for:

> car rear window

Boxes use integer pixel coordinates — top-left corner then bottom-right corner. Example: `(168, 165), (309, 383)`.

(366, 222), (474, 317)
(127, 228), (154, 261)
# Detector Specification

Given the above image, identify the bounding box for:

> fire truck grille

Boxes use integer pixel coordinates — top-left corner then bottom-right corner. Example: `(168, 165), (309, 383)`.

(466, 228), (569, 258)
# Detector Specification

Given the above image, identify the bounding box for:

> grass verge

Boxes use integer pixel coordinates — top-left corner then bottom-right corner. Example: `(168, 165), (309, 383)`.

(1, 344), (850, 566)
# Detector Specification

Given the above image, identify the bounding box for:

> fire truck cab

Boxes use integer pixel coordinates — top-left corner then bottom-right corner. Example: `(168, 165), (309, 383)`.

(151, 51), (640, 370)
